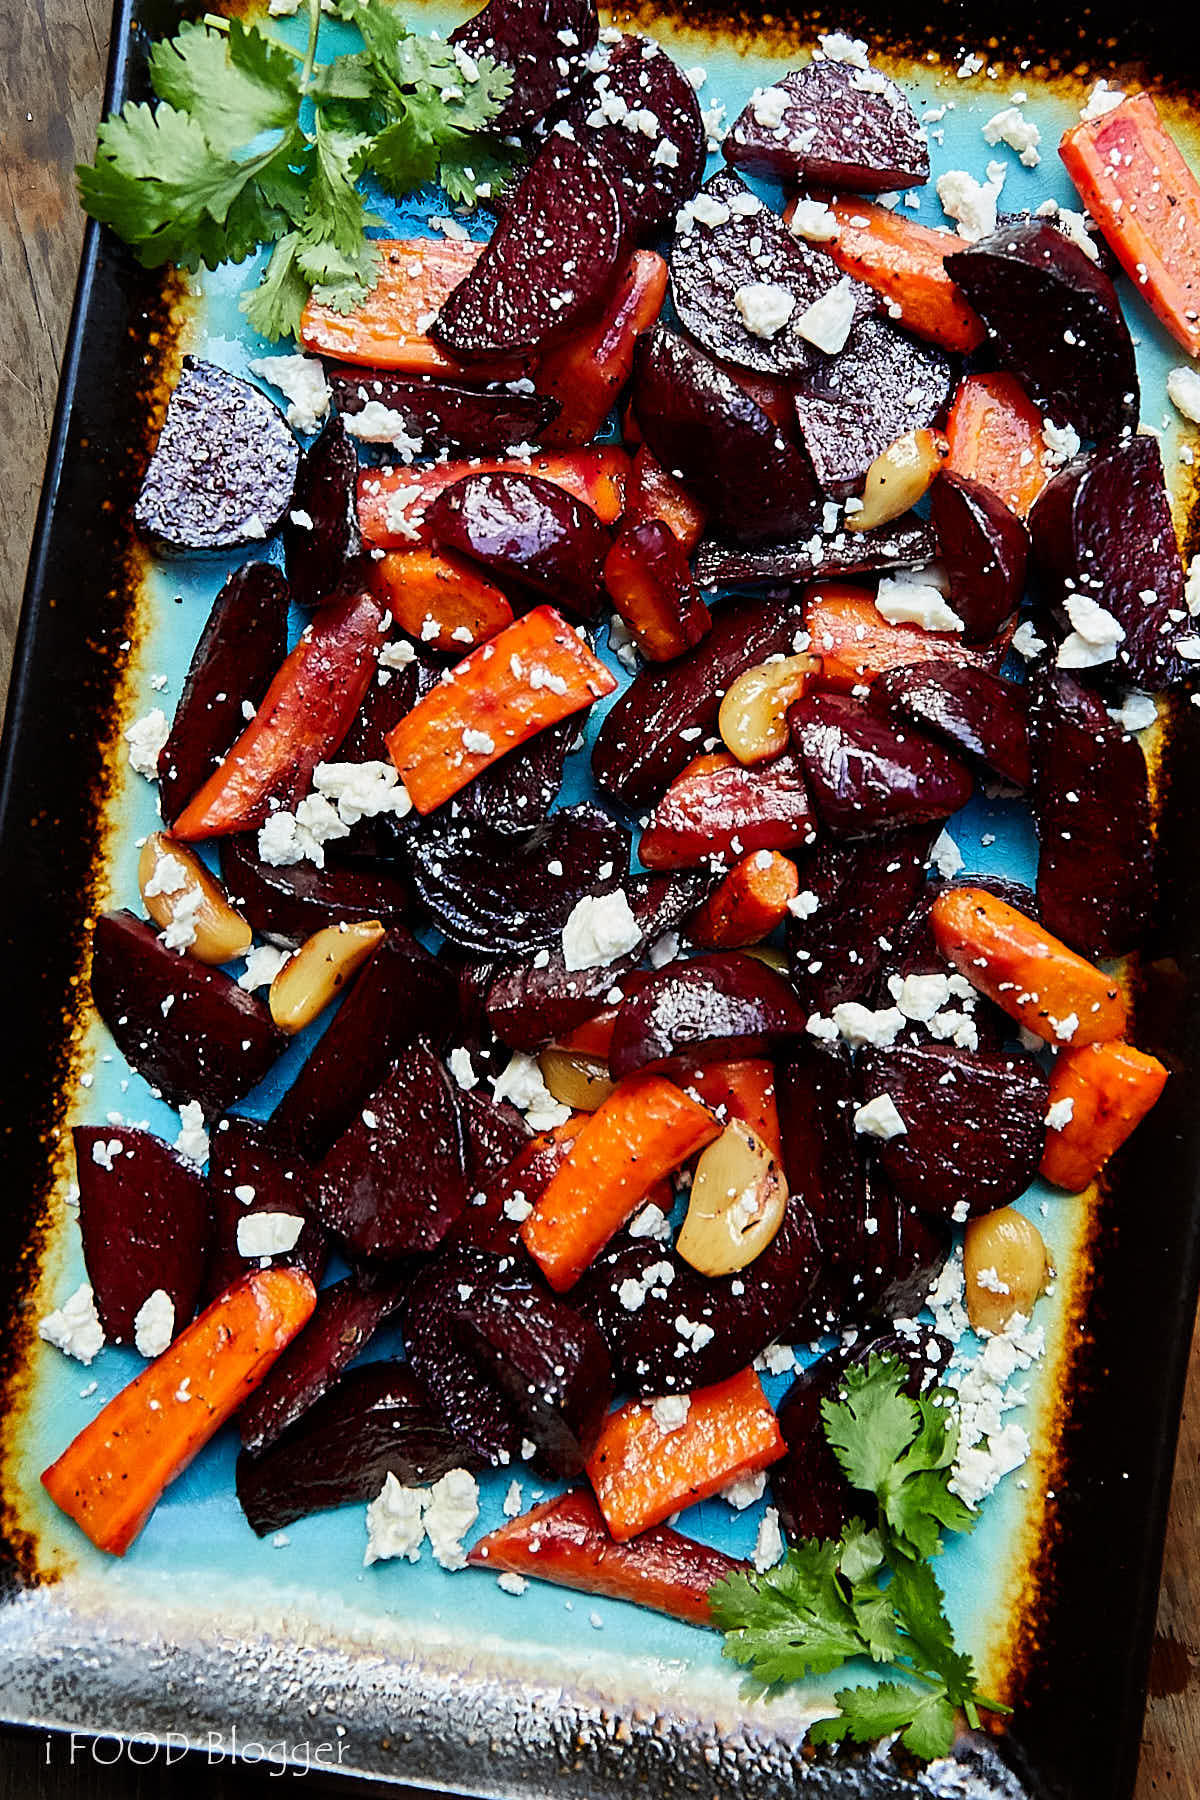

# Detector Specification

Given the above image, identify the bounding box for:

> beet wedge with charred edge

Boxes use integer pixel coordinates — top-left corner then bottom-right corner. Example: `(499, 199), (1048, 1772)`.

(449, 0), (598, 132)
(725, 58), (929, 192)
(282, 416), (361, 609)
(327, 367), (559, 457)
(608, 952), (809, 1080)
(790, 695), (974, 837)
(875, 664), (1032, 791)
(785, 826), (935, 1017)
(561, 34), (705, 240)
(930, 470), (1029, 643)
(220, 834), (410, 946)
(692, 516), (937, 589)
(204, 1117), (326, 1306)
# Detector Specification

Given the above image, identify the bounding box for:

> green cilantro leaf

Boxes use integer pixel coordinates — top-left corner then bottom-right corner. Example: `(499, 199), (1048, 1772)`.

(147, 20), (299, 155)
(709, 1541), (866, 1684)
(240, 232), (309, 340)
(812, 1683), (959, 1761)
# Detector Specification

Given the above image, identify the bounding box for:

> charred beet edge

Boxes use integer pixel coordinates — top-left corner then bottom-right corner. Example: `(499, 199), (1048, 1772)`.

(789, 694), (975, 836)
(875, 664), (1032, 791)
(785, 825), (935, 1018)
(221, 833), (411, 944)
(724, 58), (929, 191)
(204, 1116), (327, 1305)
(608, 952), (809, 1079)
(328, 366), (559, 456)
(930, 470), (1029, 643)
(561, 34), (705, 240)
(691, 516), (936, 588)
(425, 471), (610, 619)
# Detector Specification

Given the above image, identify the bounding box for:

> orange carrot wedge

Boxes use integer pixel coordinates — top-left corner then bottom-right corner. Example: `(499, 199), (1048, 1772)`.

(1040, 1040), (1168, 1192)
(372, 547), (513, 652)
(687, 851), (799, 951)
(805, 583), (986, 691)
(469, 1489), (743, 1625)
(536, 250), (668, 446)
(520, 1072), (720, 1291)
(42, 1267), (316, 1555)
(1061, 93), (1200, 357)
(930, 887), (1127, 1047)
(625, 445), (707, 553)
(358, 446), (631, 547)
(385, 605), (615, 814)
(680, 1058), (784, 1162)
(587, 1367), (785, 1542)
(811, 196), (986, 352)
(944, 373), (1049, 519)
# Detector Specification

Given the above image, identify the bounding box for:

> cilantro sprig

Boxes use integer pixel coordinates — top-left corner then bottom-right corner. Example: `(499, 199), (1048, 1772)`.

(77, 0), (515, 340)
(709, 1355), (1010, 1762)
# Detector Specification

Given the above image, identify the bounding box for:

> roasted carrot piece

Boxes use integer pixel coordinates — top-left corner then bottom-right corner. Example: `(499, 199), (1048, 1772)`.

(452, 1117), (585, 1255)
(371, 547), (513, 652)
(41, 1268), (316, 1555)
(944, 373), (1049, 519)
(469, 1489), (744, 1625)
(385, 605), (615, 814)
(1040, 1040), (1168, 1192)
(625, 445), (707, 553)
(173, 585), (386, 840)
(1060, 93), (1200, 357)
(930, 887), (1127, 1047)
(603, 520), (712, 661)
(680, 1058), (784, 1162)
(587, 1367), (786, 1542)
(536, 250), (668, 447)
(520, 1072), (720, 1291)
(814, 196), (986, 352)
(805, 583), (987, 691)
(358, 446), (631, 547)
(687, 851), (800, 951)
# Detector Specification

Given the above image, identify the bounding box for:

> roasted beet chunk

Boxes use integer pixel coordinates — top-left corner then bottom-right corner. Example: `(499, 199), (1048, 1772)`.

(790, 695), (975, 836)
(669, 169), (872, 380)
(327, 366), (558, 457)
(1028, 434), (1192, 689)
(204, 1117), (326, 1305)
(74, 1125), (211, 1345)
(403, 1245), (612, 1475)
(776, 1043), (870, 1333)
(875, 664), (1032, 790)
(871, 875), (1038, 1053)
(135, 358), (299, 552)
(930, 470), (1029, 642)
(638, 749), (817, 869)
(632, 327), (820, 544)
(1028, 668), (1152, 957)
(793, 316), (955, 499)
(91, 911), (283, 1118)
(785, 826), (934, 1016)
(433, 137), (625, 358)
(692, 516), (936, 589)
(425, 471), (610, 619)
(725, 59), (929, 192)
(562, 34), (704, 239)
(158, 563), (290, 826)
(221, 834), (410, 945)
(282, 417), (361, 609)
(608, 952), (809, 1079)
(458, 1087), (533, 1184)
(945, 220), (1138, 441)
(855, 1043), (1049, 1219)
(312, 1042), (468, 1258)
(451, 718), (572, 838)
(448, 0), (598, 131)
(860, 1179), (950, 1320)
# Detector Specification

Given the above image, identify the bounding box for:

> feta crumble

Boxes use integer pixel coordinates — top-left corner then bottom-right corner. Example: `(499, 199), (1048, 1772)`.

(1080, 79), (1125, 122)
(39, 1283), (105, 1364)
(1045, 1097), (1075, 1131)
(753, 1506), (785, 1571)
(794, 277), (858, 355)
(853, 1094), (907, 1139)
(875, 574), (965, 633)
(174, 1101), (209, 1169)
(1167, 366), (1200, 425)
(936, 161), (1007, 241)
(448, 1047), (479, 1091)
(237, 1211), (305, 1258)
(248, 354), (331, 436)
(492, 1053), (571, 1130)
(125, 708), (169, 779)
(981, 105), (1041, 167)
(238, 944), (291, 992)
(734, 282), (796, 340)
(650, 1394), (691, 1433)
(133, 1288), (175, 1359)
(364, 1474), (427, 1565)
(1057, 593), (1125, 669)
(561, 889), (642, 971)
(787, 199), (840, 243)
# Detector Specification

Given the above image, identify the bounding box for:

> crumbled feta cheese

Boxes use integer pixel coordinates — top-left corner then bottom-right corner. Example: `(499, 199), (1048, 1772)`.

(628, 1201), (671, 1241)
(650, 1394), (691, 1433)
(1012, 620), (1047, 661)
(806, 1012), (839, 1043)
(461, 727), (495, 756)
(312, 760), (413, 827)
(721, 1468), (767, 1510)
(174, 1100), (209, 1168)
(1034, 198), (1101, 263)
(238, 944), (291, 991)
(816, 31), (870, 68)
(160, 883), (204, 953)
(248, 354), (331, 435)
(125, 708), (169, 780)
(788, 889), (820, 920)
(561, 889), (642, 971)
(755, 1341), (798, 1378)
(853, 1093), (907, 1139)
(1052, 1012), (1080, 1043)
(133, 1288), (175, 1358)
(936, 162), (1006, 241)
(237, 1211), (305, 1258)
(875, 574), (965, 633)
(750, 84), (790, 128)
(448, 1047), (478, 1091)
(502, 1480), (524, 1519)
(1041, 419), (1082, 468)
(794, 277), (858, 354)
(424, 1468), (480, 1570)
(492, 1052), (570, 1130)
(982, 105), (1041, 166)
(39, 1283), (105, 1364)
(957, 51), (984, 78)
(1057, 593), (1125, 669)
(381, 485), (425, 541)
(895, 972), (951, 1021)
(787, 198), (840, 243)
(1167, 366), (1200, 425)
(143, 853), (188, 900)
(379, 638), (417, 669)
(1045, 1097), (1075, 1131)
(930, 830), (964, 879)
(364, 1474), (427, 1565)
(1108, 691), (1158, 735)
(343, 403), (423, 461)
(1080, 79), (1125, 122)
(734, 282), (796, 340)
(648, 930), (678, 970)
(753, 1506), (785, 1572)
(497, 1572), (528, 1595)
(832, 1002), (906, 1049)
(257, 794), (351, 869)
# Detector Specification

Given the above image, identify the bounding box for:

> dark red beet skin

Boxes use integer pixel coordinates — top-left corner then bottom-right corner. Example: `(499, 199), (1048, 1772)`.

(425, 471), (610, 620)
(562, 34), (705, 240)
(856, 1043), (1049, 1220)
(785, 827), (934, 1017)
(861, 1178), (951, 1321)
(930, 471), (1029, 643)
(449, 0), (598, 132)
(203, 1116), (326, 1305)
(282, 416), (361, 609)
(74, 1125), (211, 1345)
(724, 59), (929, 192)
(776, 1042), (871, 1333)
(1028, 667), (1153, 957)
(448, 1120), (579, 1261)
(90, 911), (283, 1119)
(692, 515), (937, 589)
(158, 563), (290, 825)
(790, 695), (975, 837)
(608, 952), (809, 1079)
(328, 366), (559, 457)
(945, 220), (1138, 441)
(237, 1362), (476, 1536)
(638, 749), (817, 870)
(449, 718), (572, 840)
(221, 834), (410, 945)
(604, 520), (711, 661)
(458, 1087), (533, 1186)
(875, 664), (1032, 790)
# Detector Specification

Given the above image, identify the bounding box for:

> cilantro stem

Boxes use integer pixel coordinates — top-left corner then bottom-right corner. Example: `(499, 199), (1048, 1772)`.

(300, 0), (322, 92)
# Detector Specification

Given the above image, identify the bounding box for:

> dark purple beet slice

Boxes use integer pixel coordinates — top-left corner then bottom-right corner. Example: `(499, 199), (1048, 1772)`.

(692, 515), (936, 588)
(203, 1116), (326, 1306)
(328, 366), (558, 456)
(236, 1362), (475, 1536)
(90, 910), (283, 1118)
(669, 168), (873, 380)
(776, 1042), (871, 1334)
(403, 1245), (612, 1476)
(458, 1087), (533, 1185)
(433, 136), (625, 358)
(238, 1270), (408, 1455)
(860, 1178), (951, 1321)
(449, 0), (598, 132)
(785, 827), (935, 1017)
(875, 664), (1032, 790)
(425, 471), (610, 620)
(856, 1043), (1049, 1220)
(945, 220), (1138, 441)
(447, 1118), (574, 1262)
(339, 640), (432, 761)
(282, 416), (361, 609)
(484, 869), (711, 1050)
(608, 951), (808, 1080)
(790, 695), (975, 837)
(312, 1042), (468, 1258)
(793, 315), (955, 500)
(270, 926), (459, 1161)
(220, 834), (410, 945)
(593, 588), (810, 810)
(1028, 667), (1153, 958)
(725, 59), (929, 192)
(449, 717), (571, 838)
(158, 563), (290, 826)
(1028, 434), (1192, 689)
(633, 326), (820, 545)
(407, 803), (630, 957)
(930, 470), (1029, 643)
(562, 33), (705, 240)
(73, 1125), (211, 1345)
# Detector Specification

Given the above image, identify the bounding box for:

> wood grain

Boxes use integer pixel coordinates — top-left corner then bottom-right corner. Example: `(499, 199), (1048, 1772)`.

(0, 5), (1196, 1796)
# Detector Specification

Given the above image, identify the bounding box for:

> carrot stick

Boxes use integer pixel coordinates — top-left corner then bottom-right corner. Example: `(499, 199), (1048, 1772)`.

(385, 605), (615, 814)
(1040, 1040), (1168, 1192)
(1060, 93), (1200, 357)
(679, 1058), (784, 1162)
(520, 1072), (720, 1291)
(173, 585), (386, 840)
(814, 197), (986, 352)
(603, 520), (712, 661)
(625, 445), (707, 553)
(451, 1117), (585, 1256)
(469, 1489), (744, 1625)
(687, 851), (799, 951)
(536, 250), (668, 447)
(587, 1367), (785, 1542)
(805, 583), (991, 690)
(358, 446), (631, 547)
(41, 1268), (316, 1555)
(371, 547), (513, 653)
(944, 373), (1049, 519)
(930, 887), (1127, 1047)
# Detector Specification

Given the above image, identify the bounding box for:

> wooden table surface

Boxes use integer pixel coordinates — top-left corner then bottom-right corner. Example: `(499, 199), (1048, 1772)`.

(2, 5), (1198, 1796)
